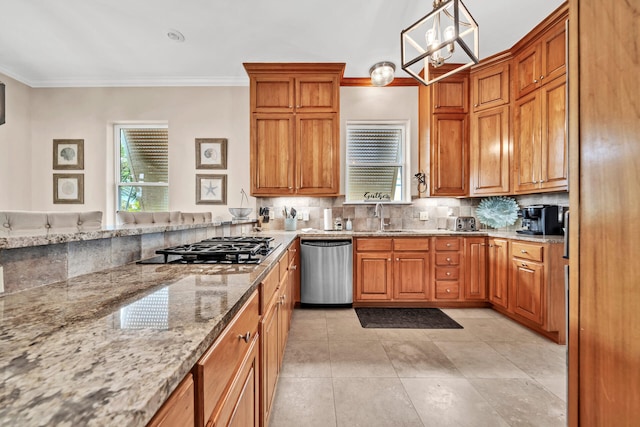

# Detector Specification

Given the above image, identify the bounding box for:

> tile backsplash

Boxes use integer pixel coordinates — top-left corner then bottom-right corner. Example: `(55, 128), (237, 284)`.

(257, 192), (569, 232)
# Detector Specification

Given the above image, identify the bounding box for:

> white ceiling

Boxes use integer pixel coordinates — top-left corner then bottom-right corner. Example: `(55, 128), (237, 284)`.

(0, 0), (564, 88)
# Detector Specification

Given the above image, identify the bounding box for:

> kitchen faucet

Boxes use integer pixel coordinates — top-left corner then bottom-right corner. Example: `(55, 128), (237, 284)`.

(374, 203), (389, 232)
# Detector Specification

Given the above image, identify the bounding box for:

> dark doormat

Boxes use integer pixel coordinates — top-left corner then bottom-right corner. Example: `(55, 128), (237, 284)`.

(355, 307), (463, 329)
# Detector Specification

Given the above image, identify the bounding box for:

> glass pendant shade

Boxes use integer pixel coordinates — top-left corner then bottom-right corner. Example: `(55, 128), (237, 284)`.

(401, 0), (479, 86)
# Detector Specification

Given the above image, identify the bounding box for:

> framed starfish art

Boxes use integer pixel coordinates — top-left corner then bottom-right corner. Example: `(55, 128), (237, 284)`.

(196, 174), (227, 205)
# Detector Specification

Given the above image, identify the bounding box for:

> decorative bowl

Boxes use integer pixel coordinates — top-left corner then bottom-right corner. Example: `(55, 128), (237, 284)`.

(228, 207), (252, 220)
(475, 196), (519, 229)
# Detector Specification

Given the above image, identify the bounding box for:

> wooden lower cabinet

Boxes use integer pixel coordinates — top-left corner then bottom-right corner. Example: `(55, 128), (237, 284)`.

(195, 290), (260, 427)
(464, 237), (487, 300)
(511, 257), (545, 325)
(147, 374), (195, 427)
(260, 249), (295, 427)
(433, 237), (462, 301)
(488, 238), (510, 310)
(354, 238), (429, 303)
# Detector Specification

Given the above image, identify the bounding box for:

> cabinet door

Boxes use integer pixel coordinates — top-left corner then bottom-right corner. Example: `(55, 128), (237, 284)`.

(541, 20), (566, 84)
(432, 74), (469, 113)
(278, 275), (290, 363)
(220, 336), (260, 427)
(251, 114), (295, 195)
(513, 91), (542, 193)
(488, 239), (509, 310)
(511, 258), (544, 325)
(147, 374), (195, 427)
(471, 62), (510, 112)
(355, 252), (393, 301)
(464, 238), (487, 300)
(470, 105), (510, 195)
(295, 75), (340, 112)
(251, 76), (294, 113)
(514, 42), (541, 100)
(296, 113), (339, 195)
(540, 75), (568, 191)
(431, 114), (469, 196)
(261, 302), (279, 427)
(393, 252), (430, 300)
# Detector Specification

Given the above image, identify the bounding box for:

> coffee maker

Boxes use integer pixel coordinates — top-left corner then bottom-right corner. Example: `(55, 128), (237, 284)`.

(517, 205), (564, 235)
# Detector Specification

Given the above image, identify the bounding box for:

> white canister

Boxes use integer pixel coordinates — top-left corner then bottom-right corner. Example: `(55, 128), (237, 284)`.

(323, 208), (333, 230)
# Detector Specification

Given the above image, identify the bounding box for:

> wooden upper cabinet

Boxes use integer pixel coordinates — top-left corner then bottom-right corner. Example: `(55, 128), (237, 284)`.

(296, 113), (339, 195)
(540, 75), (568, 191)
(433, 73), (469, 113)
(295, 75), (340, 112)
(245, 63), (344, 197)
(251, 114), (295, 195)
(252, 76), (294, 112)
(431, 113), (469, 196)
(514, 18), (567, 100)
(513, 91), (542, 193)
(470, 105), (510, 195)
(471, 61), (510, 112)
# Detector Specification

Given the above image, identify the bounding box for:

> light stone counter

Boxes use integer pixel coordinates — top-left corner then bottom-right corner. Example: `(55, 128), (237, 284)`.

(0, 233), (295, 427)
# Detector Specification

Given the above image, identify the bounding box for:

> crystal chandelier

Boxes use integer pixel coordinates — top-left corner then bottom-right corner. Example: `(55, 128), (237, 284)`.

(401, 0), (479, 86)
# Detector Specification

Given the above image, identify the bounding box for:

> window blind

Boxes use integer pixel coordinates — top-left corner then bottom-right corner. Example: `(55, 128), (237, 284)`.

(346, 125), (405, 201)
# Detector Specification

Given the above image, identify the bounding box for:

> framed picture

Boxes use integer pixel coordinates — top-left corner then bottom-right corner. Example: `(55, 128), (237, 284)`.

(53, 139), (84, 170)
(53, 173), (84, 204)
(196, 174), (227, 205)
(196, 138), (227, 169)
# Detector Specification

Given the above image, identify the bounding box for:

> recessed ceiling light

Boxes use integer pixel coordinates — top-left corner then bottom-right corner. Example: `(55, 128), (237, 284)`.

(167, 29), (185, 42)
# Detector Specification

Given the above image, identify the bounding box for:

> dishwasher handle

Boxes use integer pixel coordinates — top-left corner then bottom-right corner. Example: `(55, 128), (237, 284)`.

(301, 240), (352, 248)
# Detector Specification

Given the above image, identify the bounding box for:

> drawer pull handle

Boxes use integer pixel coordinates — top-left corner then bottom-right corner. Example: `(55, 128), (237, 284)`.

(521, 249), (527, 253)
(521, 263), (528, 268)
(238, 332), (251, 343)
(290, 249), (297, 253)
(290, 265), (297, 270)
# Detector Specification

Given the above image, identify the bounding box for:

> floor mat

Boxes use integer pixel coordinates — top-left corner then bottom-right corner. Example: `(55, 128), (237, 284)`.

(354, 307), (463, 329)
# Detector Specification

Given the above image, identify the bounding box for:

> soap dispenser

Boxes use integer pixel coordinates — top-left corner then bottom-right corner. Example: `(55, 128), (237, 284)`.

(345, 217), (353, 231)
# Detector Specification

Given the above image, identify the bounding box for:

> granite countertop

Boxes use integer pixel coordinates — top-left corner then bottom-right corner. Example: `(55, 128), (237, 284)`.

(0, 233), (296, 426)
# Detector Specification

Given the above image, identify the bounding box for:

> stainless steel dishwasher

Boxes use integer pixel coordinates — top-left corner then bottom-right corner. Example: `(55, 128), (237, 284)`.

(300, 240), (353, 306)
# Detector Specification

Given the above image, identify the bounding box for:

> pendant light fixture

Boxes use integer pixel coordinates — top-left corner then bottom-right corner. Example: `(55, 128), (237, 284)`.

(401, 0), (479, 86)
(369, 61), (396, 86)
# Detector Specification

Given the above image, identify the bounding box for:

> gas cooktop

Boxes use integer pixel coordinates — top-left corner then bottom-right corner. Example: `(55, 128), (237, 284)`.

(138, 236), (278, 265)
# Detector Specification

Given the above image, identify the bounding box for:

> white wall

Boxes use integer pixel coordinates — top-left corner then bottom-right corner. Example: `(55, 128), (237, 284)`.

(0, 80), (419, 225)
(0, 73), (33, 209)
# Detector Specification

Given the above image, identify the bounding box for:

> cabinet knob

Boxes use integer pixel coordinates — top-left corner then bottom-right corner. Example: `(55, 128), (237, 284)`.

(540, 75), (544, 80)
(446, 272), (451, 276)
(238, 332), (251, 343)
(396, 258), (400, 261)
(446, 288), (451, 293)
(521, 249), (527, 253)
(446, 257), (452, 262)
(540, 179), (546, 183)
(522, 263), (528, 268)
(290, 248), (297, 253)
(534, 79), (538, 83)
(290, 265), (297, 270)
(474, 104), (479, 107)
(446, 243), (451, 247)
(288, 105), (293, 108)
(489, 244), (494, 247)
(532, 180), (538, 184)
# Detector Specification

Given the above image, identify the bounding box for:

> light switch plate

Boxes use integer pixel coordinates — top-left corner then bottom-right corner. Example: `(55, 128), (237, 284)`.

(419, 211), (429, 221)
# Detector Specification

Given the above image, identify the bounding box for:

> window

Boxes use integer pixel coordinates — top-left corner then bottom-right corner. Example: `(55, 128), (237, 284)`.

(345, 121), (410, 203)
(116, 124), (168, 212)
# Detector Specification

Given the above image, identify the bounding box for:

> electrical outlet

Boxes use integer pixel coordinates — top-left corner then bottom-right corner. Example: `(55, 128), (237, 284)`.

(419, 211), (429, 221)
(0, 266), (4, 293)
(302, 211), (310, 221)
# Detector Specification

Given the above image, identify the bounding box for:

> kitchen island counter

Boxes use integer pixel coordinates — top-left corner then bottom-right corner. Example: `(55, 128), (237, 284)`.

(0, 233), (296, 426)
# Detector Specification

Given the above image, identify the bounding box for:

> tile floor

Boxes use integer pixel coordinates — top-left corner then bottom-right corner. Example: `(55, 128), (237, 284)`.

(270, 308), (566, 427)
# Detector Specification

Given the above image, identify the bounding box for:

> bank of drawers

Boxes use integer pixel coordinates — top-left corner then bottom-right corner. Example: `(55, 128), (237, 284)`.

(434, 237), (462, 300)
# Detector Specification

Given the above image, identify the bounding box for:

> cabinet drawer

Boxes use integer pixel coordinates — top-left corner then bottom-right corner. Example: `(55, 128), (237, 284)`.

(393, 238), (429, 252)
(435, 253), (460, 266)
(148, 374), (195, 427)
(435, 266), (460, 280)
(511, 241), (543, 262)
(196, 290), (260, 425)
(356, 238), (392, 251)
(435, 282), (460, 299)
(434, 237), (461, 251)
(279, 256), (288, 282)
(261, 267), (280, 314)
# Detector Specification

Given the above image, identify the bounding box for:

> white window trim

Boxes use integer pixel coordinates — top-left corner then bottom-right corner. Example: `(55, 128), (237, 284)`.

(344, 119), (411, 204)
